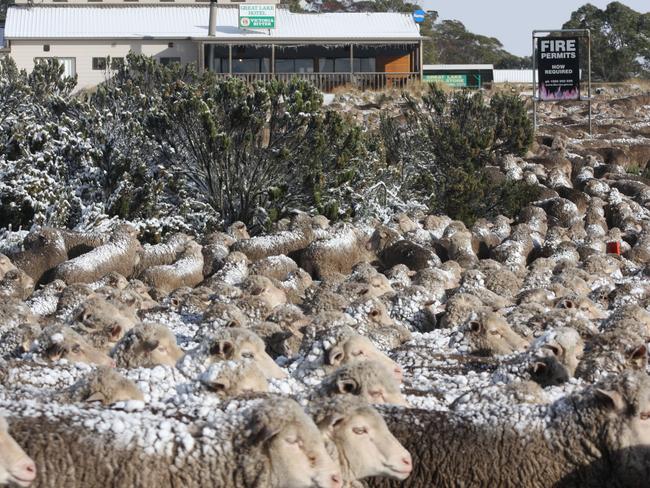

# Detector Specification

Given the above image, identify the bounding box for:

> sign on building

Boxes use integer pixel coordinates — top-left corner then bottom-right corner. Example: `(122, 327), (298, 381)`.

(536, 37), (580, 101)
(239, 4), (276, 29)
(423, 74), (468, 88)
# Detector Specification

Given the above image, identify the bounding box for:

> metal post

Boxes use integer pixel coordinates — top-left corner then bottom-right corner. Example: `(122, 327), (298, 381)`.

(197, 42), (204, 73)
(587, 29), (593, 137)
(419, 39), (423, 81)
(350, 44), (354, 87)
(532, 33), (537, 134)
(271, 44), (275, 77)
(228, 44), (232, 75)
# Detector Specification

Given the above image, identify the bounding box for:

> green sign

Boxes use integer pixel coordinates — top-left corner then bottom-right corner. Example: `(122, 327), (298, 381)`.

(423, 74), (468, 88)
(239, 4), (276, 29)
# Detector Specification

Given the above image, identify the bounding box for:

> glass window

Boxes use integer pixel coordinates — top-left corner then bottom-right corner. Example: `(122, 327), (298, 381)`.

(359, 58), (376, 72)
(319, 58), (334, 73)
(35, 57), (76, 78)
(334, 58), (351, 73)
(92, 57), (107, 71)
(275, 59), (294, 73)
(160, 57), (181, 66)
(294, 59), (314, 73)
(232, 58), (261, 74)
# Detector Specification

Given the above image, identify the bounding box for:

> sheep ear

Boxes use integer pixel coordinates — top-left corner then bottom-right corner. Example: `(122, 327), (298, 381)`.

(211, 340), (234, 359)
(85, 391), (107, 404)
(142, 339), (159, 352)
(469, 321), (482, 333)
(629, 345), (647, 368)
(530, 362), (547, 376)
(336, 378), (359, 395)
(327, 346), (344, 366)
(110, 325), (122, 340)
(595, 389), (626, 412)
(542, 344), (561, 357)
(327, 415), (346, 435)
(206, 378), (230, 393)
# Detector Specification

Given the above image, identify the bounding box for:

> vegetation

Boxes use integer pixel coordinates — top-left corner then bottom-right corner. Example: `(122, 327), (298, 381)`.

(563, 1), (650, 81)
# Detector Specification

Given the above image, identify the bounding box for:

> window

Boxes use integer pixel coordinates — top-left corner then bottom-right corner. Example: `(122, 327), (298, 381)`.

(92, 57), (107, 71)
(34, 57), (76, 78)
(160, 57), (181, 66)
(110, 57), (124, 70)
(275, 59), (314, 74)
(43, 45), (50, 52)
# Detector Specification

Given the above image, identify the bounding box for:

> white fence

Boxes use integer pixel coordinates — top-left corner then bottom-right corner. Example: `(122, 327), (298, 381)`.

(493, 69), (537, 84)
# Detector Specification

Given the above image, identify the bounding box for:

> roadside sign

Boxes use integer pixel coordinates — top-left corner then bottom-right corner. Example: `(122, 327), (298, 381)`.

(239, 4), (276, 29)
(424, 74), (468, 88)
(536, 37), (580, 101)
(412, 10), (426, 23)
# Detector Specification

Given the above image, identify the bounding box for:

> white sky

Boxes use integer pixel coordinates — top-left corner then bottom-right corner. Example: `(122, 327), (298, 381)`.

(419, 0), (649, 56)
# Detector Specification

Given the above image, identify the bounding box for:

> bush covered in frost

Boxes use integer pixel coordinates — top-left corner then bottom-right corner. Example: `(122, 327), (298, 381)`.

(0, 54), (537, 236)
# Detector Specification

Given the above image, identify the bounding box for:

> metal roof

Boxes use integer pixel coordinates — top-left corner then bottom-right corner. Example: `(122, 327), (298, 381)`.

(423, 64), (494, 71)
(4, 6), (422, 41)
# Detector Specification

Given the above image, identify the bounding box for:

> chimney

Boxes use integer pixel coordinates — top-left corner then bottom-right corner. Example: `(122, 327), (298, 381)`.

(208, 0), (217, 37)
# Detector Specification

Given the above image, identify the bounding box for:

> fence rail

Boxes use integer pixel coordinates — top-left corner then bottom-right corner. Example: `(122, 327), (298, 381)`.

(211, 72), (420, 91)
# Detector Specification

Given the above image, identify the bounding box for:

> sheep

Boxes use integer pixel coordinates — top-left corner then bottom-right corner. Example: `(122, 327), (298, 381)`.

(370, 372), (650, 488)
(309, 396), (412, 487)
(0, 254), (17, 279)
(453, 311), (529, 356)
(344, 298), (412, 350)
(3, 397), (342, 488)
(198, 361), (268, 396)
(232, 226), (314, 262)
(438, 292), (487, 329)
(0, 269), (34, 301)
(291, 325), (403, 385)
(141, 241), (204, 296)
(208, 251), (250, 286)
(111, 322), (184, 369)
(182, 327), (287, 380)
(0, 323), (41, 359)
(249, 254), (299, 282)
(53, 224), (142, 285)
(135, 233), (191, 275)
(240, 275), (287, 310)
(71, 295), (138, 351)
(530, 327), (584, 378)
(201, 302), (249, 329)
(576, 329), (648, 382)
(315, 361), (408, 406)
(300, 226), (376, 280)
(377, 240), (440, 272)
(63, 366), (144, 405)
(9, 227), (68, 285)
(0, 416), (36, 487)
(35, 324), (115, 367)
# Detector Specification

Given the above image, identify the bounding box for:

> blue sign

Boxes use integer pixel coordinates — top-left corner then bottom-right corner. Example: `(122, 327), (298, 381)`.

(412, 10), (426, 23)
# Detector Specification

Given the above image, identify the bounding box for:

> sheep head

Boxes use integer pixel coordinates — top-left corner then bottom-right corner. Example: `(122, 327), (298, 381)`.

(0, 417), (36, 487)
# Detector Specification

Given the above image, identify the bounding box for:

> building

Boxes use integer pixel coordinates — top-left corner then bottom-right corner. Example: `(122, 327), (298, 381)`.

(423, 64), (494, 89)
(2, 0), (423, 91)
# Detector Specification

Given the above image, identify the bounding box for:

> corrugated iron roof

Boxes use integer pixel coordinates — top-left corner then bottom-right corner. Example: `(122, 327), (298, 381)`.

(4, 6), (421, 41)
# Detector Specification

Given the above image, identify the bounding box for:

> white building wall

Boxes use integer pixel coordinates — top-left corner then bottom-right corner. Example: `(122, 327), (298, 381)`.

(8, 39), (198, 90)
(493, 69), (537, 84)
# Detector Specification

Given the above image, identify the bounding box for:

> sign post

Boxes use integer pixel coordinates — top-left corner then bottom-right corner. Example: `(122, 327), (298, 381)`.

(532, 29), (591, 136)
(239, 4), (276, 30)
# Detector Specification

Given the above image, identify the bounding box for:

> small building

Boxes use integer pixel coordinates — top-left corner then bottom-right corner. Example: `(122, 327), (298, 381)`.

(3, 1), (423, 92)
(423, 64), (494, 89)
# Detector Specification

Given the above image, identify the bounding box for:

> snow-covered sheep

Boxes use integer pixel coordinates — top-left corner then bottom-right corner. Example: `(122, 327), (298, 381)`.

(35, 325), (115, 367)
(72, 295), (138, 351)
(576, 329), (647, 382)
(198, 361), (268, 396)
(309, 396), (412, 487)
(135, 233), (191, 275)
(249, 255), (299, 282)
(111, 322), (184, 369)
(232, 226), (314, 262)
(53, 224), (142, 285)
(0, 269), (34, 301)
(292, 325), (403, 385)
(344, 298), (411, 350)
(0, 416), (36, 487)
(530, 327), (584, 378)
(0, 254), (17, 280)
(315, 361), (408, 406)
(438, 293), (487, 329)
(9, 228), (68, 285)
(378, 239), (440, 272)
(240, 275), (287, 310)
(374, 372), (650, 487)
(63, 366), (144, 405)
(300, 226), (376, 280)
(141, 241), (204, 296)
(4, 397), (342, 488)
(182, 328), (287, 380)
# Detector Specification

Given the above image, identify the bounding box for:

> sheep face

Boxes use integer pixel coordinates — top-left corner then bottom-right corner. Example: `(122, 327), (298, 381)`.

(326, 361), (408, 406)
(367, 226), (400, 253)
(74, 296), (136, 346)
(43, 328), (115, 367)
(75, 367), (145, 405)
(0, 254), (16, 279)
(135, 326), (184, 368)
(465, 312), (529, 356)
(113, 323), (184, 369)
(327, 335), (403, 382)
(267, 421), (342, 488)
(534, 328), (584, 377)
(324, 408), (412, 481)
(0, 417), (36, 487)
(199, 362), (268, 396)
(0, 269), (34, 300)
(206, 329), (287, 379)
(244, 276), (287, 310)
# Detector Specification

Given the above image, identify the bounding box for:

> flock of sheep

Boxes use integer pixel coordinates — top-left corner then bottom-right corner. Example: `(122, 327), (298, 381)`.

(0, 92), (650, 487)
